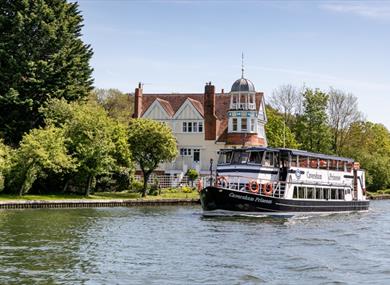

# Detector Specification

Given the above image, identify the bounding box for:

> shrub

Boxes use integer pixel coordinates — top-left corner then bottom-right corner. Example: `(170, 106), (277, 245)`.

(181, 186), (193, 193)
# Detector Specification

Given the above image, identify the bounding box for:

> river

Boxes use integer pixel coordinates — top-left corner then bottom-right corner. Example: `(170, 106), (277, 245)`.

(0, 201), (389, 284)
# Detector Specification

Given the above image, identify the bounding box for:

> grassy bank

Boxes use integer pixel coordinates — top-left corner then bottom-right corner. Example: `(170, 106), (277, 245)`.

(367, 190), (390, 200)
(0, 190), (199, 201)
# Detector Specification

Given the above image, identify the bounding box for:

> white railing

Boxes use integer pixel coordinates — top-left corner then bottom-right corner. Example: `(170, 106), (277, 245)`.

(134, 174), (201, 189)
(201, 175), (287, 198)
(230, 103), (256, 110)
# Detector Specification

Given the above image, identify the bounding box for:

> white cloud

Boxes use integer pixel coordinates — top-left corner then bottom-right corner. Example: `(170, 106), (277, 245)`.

(320, 3), (390, 20)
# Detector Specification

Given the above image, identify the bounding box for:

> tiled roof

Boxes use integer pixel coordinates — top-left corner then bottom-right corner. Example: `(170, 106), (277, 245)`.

(140, 92), (264, 142)
(155, 98), (175, 117)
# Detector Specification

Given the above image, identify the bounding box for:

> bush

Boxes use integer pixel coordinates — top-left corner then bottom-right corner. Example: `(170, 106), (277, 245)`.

(186, 169), (199, 186)
(181, 186), (193, 193)
(130, 179), (144, 193)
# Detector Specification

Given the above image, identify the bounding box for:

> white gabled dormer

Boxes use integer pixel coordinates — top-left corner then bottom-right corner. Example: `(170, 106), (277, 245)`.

(142, 98), (173, 120)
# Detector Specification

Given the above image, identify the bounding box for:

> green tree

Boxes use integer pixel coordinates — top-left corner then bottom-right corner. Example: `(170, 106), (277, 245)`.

(42, 99), (132, 196)
(186, 168), (199, 187)
(0, 140), (12, 191)
(0, 0), (93, 145)
(295, 88), (332, 153)
(91, 89), (134, 124)
(128, 119), (177, 197)
(340, 121), (390, 190)
(265, 106), (298, 148)
(9, 126), (76, 196)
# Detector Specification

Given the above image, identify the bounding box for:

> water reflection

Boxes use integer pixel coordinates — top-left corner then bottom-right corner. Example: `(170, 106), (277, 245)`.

(0, 203), (388, 284)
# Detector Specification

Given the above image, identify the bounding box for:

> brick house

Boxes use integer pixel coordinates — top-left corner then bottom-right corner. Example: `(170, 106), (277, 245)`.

(132, 74), (267, 180)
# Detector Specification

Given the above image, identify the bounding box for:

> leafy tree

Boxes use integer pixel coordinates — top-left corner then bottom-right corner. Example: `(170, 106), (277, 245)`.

(265, 106), (298, 148)
(340, 121), (390, 190)
(91, 89), (134, 124)
(128, 119), (177, 197)
(295, 88), (332, 153)
(186, 168), (199, 187)
(0, 0), (93, 145)
(8, 126), (76, 196)
(0, 140), (12, 191)
(42, 99), (132, 196)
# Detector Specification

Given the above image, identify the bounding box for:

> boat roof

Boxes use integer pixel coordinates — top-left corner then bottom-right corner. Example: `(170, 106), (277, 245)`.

(218, 147), (354, 162)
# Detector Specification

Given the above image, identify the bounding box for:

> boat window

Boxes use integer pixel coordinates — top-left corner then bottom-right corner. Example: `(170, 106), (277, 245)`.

(316, 188), (322, 199)
(346, 162), (353, 172)
(218, 151), (232, 165)
(329, 160), (337, 171)
(231, 151), (249, 164)
(248, 151), (264, 164)
(290, 155), (298, 167)
(264, 152), (274, 167)
(330, 189), (337, 200)
(239, 152), (249, 164)
(319, 159), (328, 170)
(293, 186), (298, 198)
(307, 187), (315, 199)
(298, 187), (305, 199)
(346, 189), (351, 195)
(299, 156), (308, 168)
(323, 188), (329, 200)
(310, 157), (318, 169)
(338, 161), (345, 172)
(339, 189), (345, 200)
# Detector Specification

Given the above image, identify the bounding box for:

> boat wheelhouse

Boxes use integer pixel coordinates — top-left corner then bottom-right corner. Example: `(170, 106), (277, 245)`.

(199, 147), (369, 215)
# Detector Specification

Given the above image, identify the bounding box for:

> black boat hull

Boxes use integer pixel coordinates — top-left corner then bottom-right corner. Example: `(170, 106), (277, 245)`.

(200, 186), (370, 214)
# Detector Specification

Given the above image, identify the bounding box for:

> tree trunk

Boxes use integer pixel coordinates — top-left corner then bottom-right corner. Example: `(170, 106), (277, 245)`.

(86, 175), (93, 197)
(142, 172), (151, 197)
(62, 178), (70, 193)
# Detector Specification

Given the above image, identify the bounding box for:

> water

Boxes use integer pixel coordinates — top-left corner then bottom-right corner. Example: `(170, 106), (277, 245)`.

(0, 201), (389, 284)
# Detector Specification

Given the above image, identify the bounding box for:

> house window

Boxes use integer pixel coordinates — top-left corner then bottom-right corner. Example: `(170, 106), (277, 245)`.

(250, 119), (255, 132)
(182, 121), (203, 133)
(241, 118), (247, 131)
(180, 148), (192, 156)
(232, 118), (238, 131)
(198, 122), (203, 132)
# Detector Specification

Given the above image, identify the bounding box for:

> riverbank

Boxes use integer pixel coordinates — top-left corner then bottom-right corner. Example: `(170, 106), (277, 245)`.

(0, 192), (200, 209)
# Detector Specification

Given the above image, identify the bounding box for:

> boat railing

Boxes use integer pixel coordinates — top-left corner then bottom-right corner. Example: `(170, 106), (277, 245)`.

(201, 175), (288, 198)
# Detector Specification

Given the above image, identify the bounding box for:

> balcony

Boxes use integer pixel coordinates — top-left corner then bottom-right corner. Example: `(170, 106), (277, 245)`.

(230, 102), (256, 110)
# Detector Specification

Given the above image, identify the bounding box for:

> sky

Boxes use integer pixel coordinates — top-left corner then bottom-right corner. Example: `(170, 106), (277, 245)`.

(76, 0), (390, 128)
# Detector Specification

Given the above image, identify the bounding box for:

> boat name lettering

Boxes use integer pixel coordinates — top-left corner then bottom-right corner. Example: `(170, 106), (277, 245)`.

(228, 192), (272, 204)
(328, 173), (341, 181)
(307, 172), (322, 179)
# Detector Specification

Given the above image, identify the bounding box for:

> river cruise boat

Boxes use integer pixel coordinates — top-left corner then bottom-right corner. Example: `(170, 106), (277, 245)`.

(199, 147), (369, 216)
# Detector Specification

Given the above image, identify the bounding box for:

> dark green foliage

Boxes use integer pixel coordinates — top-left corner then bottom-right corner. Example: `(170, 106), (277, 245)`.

(128, 119), (178, 197)
(0, 0), (93, 145)
(186, 168), (199, 187)
(265, 106), (298, 148)
(294, 88), (332, 153)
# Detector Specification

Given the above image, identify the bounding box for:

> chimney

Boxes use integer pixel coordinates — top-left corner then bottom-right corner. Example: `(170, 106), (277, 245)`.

(132, 82), (143, 118)
(221, 88), (224, 94)
(204, 82), (217, 140)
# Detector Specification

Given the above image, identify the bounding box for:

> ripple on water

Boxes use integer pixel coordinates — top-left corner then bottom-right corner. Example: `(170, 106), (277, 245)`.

(0, 202), (388, 284)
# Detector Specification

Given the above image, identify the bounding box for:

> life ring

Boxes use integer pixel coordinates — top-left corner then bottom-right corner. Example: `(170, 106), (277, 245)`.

(249, 180), (259, 193)
(263, 183), (273, 196)
(197, 179), (203, 192)
(216, 176), (229, 188)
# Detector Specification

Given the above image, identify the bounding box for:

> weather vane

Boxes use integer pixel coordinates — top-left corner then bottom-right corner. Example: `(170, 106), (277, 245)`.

(241, 52), (244, 78)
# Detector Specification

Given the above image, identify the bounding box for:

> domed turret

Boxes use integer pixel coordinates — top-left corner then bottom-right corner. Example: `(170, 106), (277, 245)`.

(231, 77), (255, 93)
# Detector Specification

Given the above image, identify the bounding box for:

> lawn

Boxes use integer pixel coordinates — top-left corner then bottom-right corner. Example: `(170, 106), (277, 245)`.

(0, 190), (200, 201)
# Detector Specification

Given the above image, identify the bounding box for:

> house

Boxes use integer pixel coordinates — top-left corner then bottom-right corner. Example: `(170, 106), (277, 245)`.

(132, 73), (268, 180)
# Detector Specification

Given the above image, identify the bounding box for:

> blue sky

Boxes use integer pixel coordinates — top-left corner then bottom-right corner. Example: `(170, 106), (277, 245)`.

(77, 0), (390, 128)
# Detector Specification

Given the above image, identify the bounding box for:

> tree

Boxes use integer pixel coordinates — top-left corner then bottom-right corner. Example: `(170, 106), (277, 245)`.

(269, 84), (301, 128)
(295, 88), (332, 153)
(42, 99), (132, 196)
(186, 168), (199, 187)
(265, 106), (299, 148)
(9, 126), (76, 196)
(0, 0), (93, 145)
(0, 140), (12, 191)
(327, 88), (362, 154)
(128, 119), (177, 197)
(90, 89), (134, 124)
(340, 121), (390, 191)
